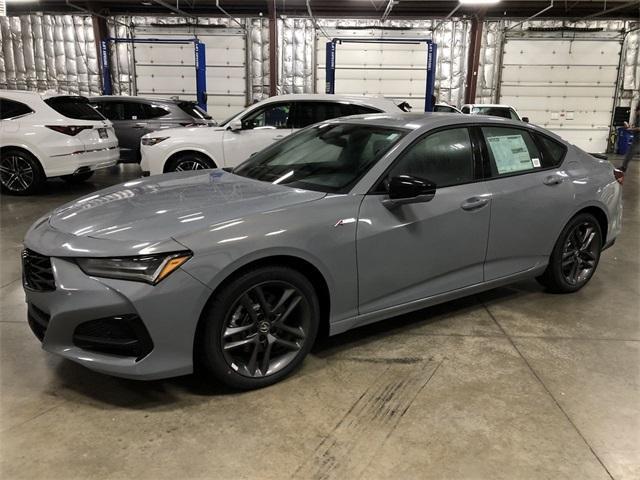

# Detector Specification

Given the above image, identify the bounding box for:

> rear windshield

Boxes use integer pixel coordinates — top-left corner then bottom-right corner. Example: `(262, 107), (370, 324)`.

(177, 101), (212, 120)
(45, 96), (105, 121)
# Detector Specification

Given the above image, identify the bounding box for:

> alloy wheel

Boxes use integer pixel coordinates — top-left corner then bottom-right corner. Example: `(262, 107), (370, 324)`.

(561, 221), (599, 286)
(221, 281), (310, 378)
(0, 155), (34, 193)
(175, 159), (207, 171)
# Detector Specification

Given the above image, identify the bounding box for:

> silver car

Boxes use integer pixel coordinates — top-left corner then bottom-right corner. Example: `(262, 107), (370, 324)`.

(22, 113), (623, 389)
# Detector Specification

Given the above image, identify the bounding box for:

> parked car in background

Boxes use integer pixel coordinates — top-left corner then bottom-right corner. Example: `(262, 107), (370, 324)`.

(434, 103), (462, 114)
(89, 96), (215, 163)
(139, 93), (402, 175)
(23, 113), (622, 388)
(0, 91), (119, 195)
(461, 104), (528, 122)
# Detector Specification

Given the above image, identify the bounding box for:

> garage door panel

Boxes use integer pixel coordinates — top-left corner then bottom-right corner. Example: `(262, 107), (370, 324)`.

(501, 95), (613, 113)
(501, 65), (618, 84)
(503, 40), (620, 66)
(500, 85), (615, 98)
(132, 31), (247, 120)
(499, 38), (621, 152)
(332, 77), (426, 97)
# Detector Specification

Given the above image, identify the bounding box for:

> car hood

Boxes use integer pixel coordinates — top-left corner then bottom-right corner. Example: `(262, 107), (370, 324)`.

(48, 170), (326, 243)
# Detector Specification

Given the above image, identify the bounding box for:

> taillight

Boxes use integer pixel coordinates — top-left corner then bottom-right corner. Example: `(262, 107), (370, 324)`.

(46, 125), (92, 136)
(613, 168), (624, 185)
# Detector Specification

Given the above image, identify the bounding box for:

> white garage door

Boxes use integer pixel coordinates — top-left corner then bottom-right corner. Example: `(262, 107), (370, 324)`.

(499, 35), (622, 152)
(132, 26), (248, 122)
(316, 32), (431, 111)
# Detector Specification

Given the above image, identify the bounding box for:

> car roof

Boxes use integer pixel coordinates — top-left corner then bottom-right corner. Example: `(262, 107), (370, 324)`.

(258, 93), (400, 111)
(88, 95), (182, 104)
(328, 112), (560, 138)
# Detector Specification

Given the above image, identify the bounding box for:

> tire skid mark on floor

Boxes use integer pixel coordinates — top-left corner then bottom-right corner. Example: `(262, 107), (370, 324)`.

(292, 358), (444, 480)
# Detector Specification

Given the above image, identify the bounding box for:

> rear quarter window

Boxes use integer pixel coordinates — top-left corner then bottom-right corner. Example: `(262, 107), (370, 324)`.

(45, 96), (105, 121)
(534, 133), (567, 167)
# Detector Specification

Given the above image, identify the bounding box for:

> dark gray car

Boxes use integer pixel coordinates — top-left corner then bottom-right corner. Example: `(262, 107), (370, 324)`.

(89, 96), (215, 162)
(22, 113), (623, 389)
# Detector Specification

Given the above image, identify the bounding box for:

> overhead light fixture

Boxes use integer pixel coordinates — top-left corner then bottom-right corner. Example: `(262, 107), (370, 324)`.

(459, 0), (501, 4)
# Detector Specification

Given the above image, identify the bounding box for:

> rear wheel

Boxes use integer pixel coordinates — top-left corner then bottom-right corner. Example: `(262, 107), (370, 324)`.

(0, 149), (45, 195)
(61, 171), (94, 183)
(199, 266), (319, 390)
(537, 213), (602, 293)
(165, 152), (215, 173)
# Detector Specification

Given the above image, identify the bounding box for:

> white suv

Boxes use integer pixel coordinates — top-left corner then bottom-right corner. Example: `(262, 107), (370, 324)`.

(140, 93), (402, 175)
(0, 91), (119, 195)
(461, 103), (528, 122)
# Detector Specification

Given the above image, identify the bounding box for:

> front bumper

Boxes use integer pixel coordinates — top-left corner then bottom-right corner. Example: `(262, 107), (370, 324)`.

(23, 254), (212, 380)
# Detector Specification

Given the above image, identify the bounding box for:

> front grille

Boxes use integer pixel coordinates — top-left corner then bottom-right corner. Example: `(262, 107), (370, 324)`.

(22, 249), (55, 292)
(73, 315), (154, 361)
(27, 303), (50, 341)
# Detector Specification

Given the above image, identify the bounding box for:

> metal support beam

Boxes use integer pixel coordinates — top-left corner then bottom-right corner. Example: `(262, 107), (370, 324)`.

(268, 0), (277, 96)
(464, 15), (484, 105)
(581, 0), (639, 19)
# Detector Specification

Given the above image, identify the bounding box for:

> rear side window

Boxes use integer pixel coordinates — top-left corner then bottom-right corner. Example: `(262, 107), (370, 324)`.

(434, 105), (457, 113)
(292, 101), (356, 128)
(461, 106), (470, 114)
(45, 96), (105, 121)
(482, 126), (542, 176)
(535, 133), (566, 167)
(0, 99), (33, 119)
(177, 102), (211, 120)
(143, 104), (170, 119)
(388, 127), (474, 188)
(93, 101), (125, 121)
(350, 104), (382, 116)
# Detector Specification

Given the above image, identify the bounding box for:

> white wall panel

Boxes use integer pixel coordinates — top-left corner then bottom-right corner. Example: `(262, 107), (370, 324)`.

(499, 37), (621, 152)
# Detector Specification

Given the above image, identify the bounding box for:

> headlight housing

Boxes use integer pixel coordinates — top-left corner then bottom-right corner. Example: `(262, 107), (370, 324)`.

(141, 136), (169, 146)
(76, 252), (191, 285)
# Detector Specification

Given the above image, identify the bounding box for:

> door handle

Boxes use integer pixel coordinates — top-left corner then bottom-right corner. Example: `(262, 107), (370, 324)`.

(133, 123), (147, 129)
(272, 134), (285, 140)
(461, 197), (490, 211)
(543, 175), (564, 186)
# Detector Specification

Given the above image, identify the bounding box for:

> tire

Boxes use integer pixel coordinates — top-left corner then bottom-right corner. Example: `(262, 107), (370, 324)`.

(537, 213), (603, 293)
(0, 148), (46, 195)
(198, 266), (320, 390)
(165, 152), (215, 173)
(61, 171), (94, 183)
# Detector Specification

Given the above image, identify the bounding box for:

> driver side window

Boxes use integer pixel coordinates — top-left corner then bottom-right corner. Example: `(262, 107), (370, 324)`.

(387, 128), (474, 189)
(242, 102), (291, 130)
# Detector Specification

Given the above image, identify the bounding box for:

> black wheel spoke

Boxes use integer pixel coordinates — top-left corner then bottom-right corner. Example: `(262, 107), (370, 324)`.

(221, 280), (310, 379)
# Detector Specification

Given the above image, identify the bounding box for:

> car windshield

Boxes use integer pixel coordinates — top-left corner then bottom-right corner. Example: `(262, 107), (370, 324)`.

(233, 123), (406, 193)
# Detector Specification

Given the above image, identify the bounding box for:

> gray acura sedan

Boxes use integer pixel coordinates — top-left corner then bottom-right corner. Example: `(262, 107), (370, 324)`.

(22, 113), (623, 389)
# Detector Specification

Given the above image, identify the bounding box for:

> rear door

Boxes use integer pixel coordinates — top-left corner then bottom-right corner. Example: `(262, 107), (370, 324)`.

(479, 125), (574, 280)
(357, 126), (491, 316)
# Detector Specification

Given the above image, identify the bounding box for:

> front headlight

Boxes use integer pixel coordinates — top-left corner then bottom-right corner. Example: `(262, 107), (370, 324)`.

(76, 252), (192, 285)
(141, 137), (169, 146)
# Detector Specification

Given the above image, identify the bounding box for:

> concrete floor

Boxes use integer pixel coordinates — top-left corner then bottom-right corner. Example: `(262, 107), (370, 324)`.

(1, 159), (638, 480)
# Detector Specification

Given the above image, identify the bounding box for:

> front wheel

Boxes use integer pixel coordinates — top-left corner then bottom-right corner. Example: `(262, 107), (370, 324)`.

(199, 266), (320, 390)
(165, 152), (215, 173)
(537, 213), (603, 293)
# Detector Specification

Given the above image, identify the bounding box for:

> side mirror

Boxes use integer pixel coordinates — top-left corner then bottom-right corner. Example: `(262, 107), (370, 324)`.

(522, 117), (530, 123)
(382, 175), (436, 208)
(229, 119), (243, 131)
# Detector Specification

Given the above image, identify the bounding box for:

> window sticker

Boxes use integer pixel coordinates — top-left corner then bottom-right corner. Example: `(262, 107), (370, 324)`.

(532, 157), (541, 168)
(486, 134), (533, 174)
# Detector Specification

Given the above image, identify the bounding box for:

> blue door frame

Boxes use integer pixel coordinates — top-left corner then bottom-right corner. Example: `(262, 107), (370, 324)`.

(100, 37), (208, 111)
(325, 37), (438, 112)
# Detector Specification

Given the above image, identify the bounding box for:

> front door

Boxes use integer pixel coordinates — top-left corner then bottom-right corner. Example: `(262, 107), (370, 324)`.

(357, 127), (491, 316)
(222, 101), (293, 166)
